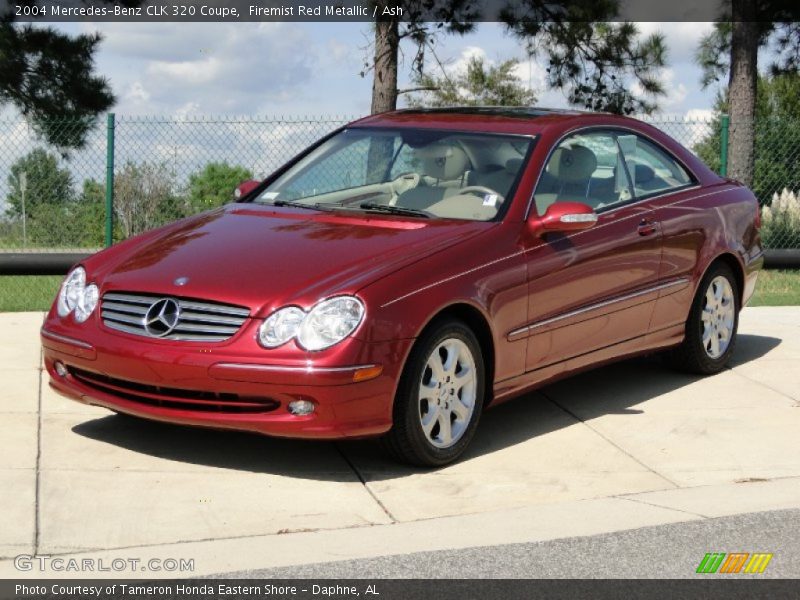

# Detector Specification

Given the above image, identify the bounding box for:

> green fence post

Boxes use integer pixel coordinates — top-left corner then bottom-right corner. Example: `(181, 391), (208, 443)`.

(105, 113), (115, 247)
(719, 114), (730, 177)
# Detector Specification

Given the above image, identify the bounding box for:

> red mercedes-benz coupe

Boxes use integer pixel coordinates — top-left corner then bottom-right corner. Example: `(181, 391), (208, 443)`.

(42, 107), (763, 466)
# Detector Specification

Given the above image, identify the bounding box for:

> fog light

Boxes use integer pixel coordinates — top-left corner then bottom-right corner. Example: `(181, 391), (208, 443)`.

(287, 400), (315, 416)
(54, 361), (68, 377)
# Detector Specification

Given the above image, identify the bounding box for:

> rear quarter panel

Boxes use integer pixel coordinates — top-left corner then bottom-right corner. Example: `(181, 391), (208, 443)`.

(651, 181), (762, 333)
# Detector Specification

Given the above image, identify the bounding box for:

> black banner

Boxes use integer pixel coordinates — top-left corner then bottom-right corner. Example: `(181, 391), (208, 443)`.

(3, 579), (800, 600)
(4, 0), (798, 23)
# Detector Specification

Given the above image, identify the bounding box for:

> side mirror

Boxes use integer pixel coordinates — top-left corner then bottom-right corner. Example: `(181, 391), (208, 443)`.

(529, 201), (598, 236)
(233, 179), (260, 201)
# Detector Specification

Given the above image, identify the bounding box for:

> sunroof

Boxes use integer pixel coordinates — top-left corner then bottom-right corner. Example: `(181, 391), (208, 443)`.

(397, 106), (584, 119)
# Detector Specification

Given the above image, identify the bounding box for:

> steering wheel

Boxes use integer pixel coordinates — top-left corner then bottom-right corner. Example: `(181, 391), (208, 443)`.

(458, 185), (505, 202)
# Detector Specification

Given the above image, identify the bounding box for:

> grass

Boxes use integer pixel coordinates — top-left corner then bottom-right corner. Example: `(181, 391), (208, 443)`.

(749, 269), (800, 306)
(0, 275), (62, 312)
(1, 270), (799, 313)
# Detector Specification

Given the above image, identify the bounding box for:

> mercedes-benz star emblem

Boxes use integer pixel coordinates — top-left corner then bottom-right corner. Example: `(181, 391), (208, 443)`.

(144, 298), (181, 337)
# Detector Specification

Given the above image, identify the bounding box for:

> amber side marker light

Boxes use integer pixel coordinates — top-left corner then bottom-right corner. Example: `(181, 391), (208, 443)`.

(353, 365), (383, 383)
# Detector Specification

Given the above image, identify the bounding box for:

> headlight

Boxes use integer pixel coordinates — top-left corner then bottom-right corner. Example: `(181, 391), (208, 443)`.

(258, 306), (305, 348)
(74, 284), (99, 323)
(56, 267), (99, 323)
(297, 296), (364, 351)
(57, 267), (86, 317)
(258, 296), (365, 351)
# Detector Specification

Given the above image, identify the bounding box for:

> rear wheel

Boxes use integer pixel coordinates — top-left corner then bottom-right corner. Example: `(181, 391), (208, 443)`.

(382, 319), (484, 467)
(666, 262), (739, 374)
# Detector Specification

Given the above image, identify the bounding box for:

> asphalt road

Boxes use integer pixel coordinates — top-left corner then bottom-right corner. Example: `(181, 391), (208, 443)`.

(227, 509), (800, 579)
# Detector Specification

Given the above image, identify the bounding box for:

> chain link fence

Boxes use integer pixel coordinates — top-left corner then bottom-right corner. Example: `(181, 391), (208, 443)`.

(1, 113), (798, 310)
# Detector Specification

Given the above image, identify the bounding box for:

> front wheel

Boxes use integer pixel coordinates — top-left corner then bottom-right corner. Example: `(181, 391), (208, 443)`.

(665, 262), (740, 374)
(382, 319), (485, 467)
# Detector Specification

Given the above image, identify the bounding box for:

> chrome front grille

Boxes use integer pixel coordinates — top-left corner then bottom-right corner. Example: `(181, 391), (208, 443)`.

(101, 292), (250, 342)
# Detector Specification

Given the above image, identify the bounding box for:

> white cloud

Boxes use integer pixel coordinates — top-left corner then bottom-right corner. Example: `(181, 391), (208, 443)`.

(632, 67), (689, 111)
(636, 22), (715, 64)
(125, 81), (150, 103)
(77, 22), (318, 115)
(43, 21), (718, 118)
(174, 102), (201, 119)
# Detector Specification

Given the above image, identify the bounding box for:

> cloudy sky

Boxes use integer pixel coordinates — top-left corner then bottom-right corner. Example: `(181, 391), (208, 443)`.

(48, 21), (720, 119)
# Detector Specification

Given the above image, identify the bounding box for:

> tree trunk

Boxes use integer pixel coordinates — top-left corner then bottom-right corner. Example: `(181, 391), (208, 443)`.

(726, 0), (759, 187)
(370, 20), (400, 114)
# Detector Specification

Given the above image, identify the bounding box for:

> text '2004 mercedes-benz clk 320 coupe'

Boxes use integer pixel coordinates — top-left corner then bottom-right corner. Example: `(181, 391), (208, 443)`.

(42, 108), (763, 466)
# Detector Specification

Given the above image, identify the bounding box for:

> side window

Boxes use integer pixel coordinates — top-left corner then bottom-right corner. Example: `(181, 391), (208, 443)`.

(617, 135), (693, 197)
(533, 131), (632, 215)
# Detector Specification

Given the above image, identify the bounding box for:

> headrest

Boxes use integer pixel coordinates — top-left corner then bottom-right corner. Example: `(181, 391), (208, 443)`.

(633, 163), (655, 184)
(415, 143), (470, 181)
(546, 145), (597, 182)
(505, 157), (523, 174)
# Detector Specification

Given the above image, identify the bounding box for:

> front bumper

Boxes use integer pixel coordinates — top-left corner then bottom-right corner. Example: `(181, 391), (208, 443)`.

(41, 323), (412, 440)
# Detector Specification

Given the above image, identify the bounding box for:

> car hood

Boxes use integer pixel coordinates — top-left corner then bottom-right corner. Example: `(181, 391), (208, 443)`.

(92, 204), (492, 316)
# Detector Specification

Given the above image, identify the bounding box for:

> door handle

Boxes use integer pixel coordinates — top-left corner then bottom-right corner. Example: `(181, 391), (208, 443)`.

(637, 219), (658, 236)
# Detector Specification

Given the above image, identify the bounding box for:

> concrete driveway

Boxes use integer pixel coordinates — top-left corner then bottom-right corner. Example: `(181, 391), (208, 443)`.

(1, 307), (798, 577)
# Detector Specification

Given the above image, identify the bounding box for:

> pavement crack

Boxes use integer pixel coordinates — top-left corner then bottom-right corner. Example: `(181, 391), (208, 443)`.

(542, 390), (680, 490)
(725, 365), (798, 405)
(34, 338), (44, 555)
(334, 444), (397, 524)
(616, 495), (710, 520)
(28, 521), (383, 557)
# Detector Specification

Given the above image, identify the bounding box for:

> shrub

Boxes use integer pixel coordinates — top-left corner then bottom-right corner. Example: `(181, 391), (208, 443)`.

(762, 188), (800, 249)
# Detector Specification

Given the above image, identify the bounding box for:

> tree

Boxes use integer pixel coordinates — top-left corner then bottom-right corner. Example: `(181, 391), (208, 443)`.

(114, 162), (183, 239)
(3, 149), (109, 247)
(696, 3), (800, 186)
(408, 55), (536, 107)
(500, 3), (667, 114)
(695, 73), (800, 204)
(365, 1), (479, 113)
(72, 179), (106, 247)
(187, 162), (253, 212)
(6, 149), (74, 219)
(1, 1), (143, 148)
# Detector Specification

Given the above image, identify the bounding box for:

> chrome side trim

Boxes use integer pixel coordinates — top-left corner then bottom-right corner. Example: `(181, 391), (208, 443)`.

(213, 362), (378, 374)
(507, 277), (690, 341)
(41, 329), (93, 350)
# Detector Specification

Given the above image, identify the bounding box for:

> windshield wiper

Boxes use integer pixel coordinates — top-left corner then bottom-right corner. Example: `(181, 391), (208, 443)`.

(270, 199), (331, 212)
(358, 202), (432, 219)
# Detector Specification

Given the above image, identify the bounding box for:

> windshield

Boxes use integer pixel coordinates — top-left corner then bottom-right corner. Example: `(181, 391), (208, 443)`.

(254, 128), (536, 221)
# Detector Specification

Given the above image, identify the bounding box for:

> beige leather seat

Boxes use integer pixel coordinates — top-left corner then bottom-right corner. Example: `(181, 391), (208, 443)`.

(396, 143), (470, 211)
(468, 157), (523, 195)
(534, 145), (597, 215)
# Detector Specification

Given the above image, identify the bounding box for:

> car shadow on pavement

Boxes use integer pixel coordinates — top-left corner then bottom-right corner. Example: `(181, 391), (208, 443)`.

(72, 334), (781, 480)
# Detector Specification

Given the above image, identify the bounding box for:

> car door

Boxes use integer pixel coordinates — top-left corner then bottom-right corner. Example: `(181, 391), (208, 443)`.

(613, 132), (704, 336)
(519, 129), (663, 373)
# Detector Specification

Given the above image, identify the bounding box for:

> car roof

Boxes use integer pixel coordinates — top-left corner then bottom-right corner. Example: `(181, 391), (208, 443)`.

(350, 106), (628, 135)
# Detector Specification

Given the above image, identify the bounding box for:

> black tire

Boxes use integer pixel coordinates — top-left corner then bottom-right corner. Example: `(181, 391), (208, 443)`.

(665, 262), (740, 375)
(381, 319), (485, 467)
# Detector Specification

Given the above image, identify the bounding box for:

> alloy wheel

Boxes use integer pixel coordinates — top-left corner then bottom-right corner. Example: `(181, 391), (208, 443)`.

(701, 275), (736, 359)
(418, 338), (477, 449)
